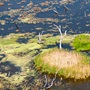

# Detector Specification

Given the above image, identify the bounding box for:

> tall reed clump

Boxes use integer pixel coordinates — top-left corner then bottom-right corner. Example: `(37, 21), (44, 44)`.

(34, 48), (90, 79)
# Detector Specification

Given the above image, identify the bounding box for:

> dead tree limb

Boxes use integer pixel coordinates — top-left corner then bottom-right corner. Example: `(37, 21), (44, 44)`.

(43, 74), (48, 88)
(63, 6), (70, 13)
(54, 24), (67, 49)
(53, 8), (59, 15)
(38, 31), (44, 44)
(43, 71), (59, 89)
(46, 74), (57, 89)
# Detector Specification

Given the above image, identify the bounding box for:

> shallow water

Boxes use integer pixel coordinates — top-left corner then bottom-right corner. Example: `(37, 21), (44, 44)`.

(0, 0), (90, 36)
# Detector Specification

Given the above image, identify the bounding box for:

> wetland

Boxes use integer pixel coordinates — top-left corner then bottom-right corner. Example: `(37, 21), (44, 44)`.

(0, 0), (90, 90)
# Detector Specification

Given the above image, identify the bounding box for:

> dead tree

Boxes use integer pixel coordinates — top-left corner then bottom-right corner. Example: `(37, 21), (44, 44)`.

(63, 6), (70, 13)
(38, 31), (44, 44)
(43, 72), (57, 89)
(54, 24), (67, 49)
(53, 8), (59, 16)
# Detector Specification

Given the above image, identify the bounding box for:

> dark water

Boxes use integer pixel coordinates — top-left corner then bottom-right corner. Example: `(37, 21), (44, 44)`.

(0, 0), (90, 90)
(51, 78), (90, 90)
(0, 0), (90, 36)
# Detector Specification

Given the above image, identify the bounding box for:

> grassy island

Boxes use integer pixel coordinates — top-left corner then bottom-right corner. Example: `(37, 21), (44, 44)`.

(35, 48), (90, 79)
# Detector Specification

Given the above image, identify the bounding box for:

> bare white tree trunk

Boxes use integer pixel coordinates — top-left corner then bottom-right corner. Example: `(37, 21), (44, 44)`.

(59, 39), (62, 49)
(54, 24), (67, 49)
(38, 31), (44, 44)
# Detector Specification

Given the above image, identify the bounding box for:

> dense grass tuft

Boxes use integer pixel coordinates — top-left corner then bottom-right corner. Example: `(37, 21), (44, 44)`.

(71, 34), (90, 51)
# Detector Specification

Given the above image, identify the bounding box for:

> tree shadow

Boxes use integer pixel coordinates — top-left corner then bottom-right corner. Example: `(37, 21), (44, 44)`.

(44, 43), (72, 50)
(62, 43), (72, 50)
(0, 54), (6, 61)
(0, 61), (21, 77)
(29, 49), (42, 57)
(16, 37), (30, 44)
(44, 44), (57, 49)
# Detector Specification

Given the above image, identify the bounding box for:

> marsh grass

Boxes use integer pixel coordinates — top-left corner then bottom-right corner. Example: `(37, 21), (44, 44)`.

(0, 33), (42, 84)
(0, 34), (21, 46)
(34, 48), (90, 79)
(71, 34), (90, 51)
(0, 33), (89, 85)
(0, 38), (18, 45)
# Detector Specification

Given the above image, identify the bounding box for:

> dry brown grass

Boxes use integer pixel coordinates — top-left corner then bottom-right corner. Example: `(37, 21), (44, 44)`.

(43, 49), (81, 68)
(0, 83), (4, 90)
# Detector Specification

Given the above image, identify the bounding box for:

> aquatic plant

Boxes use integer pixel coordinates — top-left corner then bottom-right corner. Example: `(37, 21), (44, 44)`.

(71, 34), (90, 51)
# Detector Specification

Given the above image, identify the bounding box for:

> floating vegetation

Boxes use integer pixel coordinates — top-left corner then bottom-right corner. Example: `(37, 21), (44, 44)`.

(0, 20), (6, 25)
(41, 1), (50, 6)
(0, 9), (21, 17)
(60, 0), (74, 5)
(0, 2), (4, 6)
(18, 14), (59, 24)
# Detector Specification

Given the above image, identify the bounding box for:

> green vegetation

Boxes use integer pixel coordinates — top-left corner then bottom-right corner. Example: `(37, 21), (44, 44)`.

(0, 33), (42, 84)
(0, 33), (90, 89)
(34, 48), (90, 79)
(0, 36), (18, 45)
(72, 34), (90, 51)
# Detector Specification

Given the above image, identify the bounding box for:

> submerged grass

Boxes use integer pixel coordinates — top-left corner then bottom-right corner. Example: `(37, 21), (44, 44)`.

(34, 48), (90, 79)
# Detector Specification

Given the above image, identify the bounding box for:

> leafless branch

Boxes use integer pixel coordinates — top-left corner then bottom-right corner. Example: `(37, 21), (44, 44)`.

(43, 70), (59, 89)
(63, 6), (70, 12)
(54, 24), (67, 49)
(62, 30), (67, 38)
(46, 74), (57, 89)
(38, 31), (44, 44)
(43, 74), (48, 88)
(53, 8), (59, 15)
(53, 24), (62, 36)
